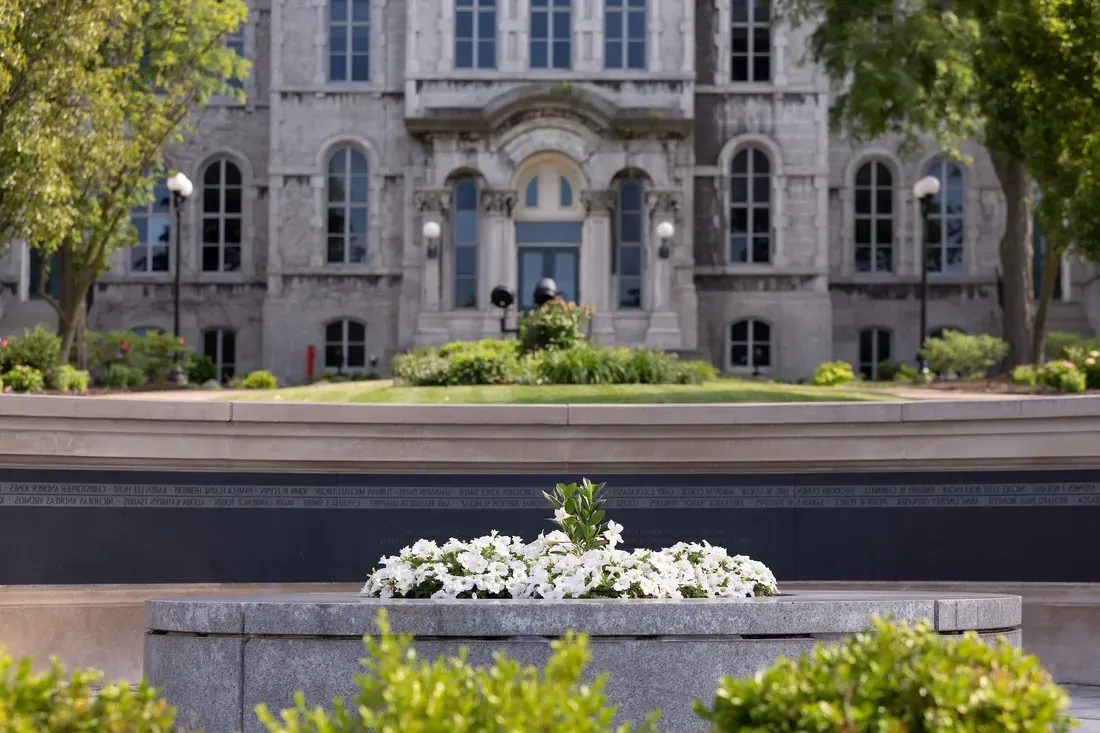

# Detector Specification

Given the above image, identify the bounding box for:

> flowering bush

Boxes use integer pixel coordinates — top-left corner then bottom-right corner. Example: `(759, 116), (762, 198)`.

(1038, 360), (1086, 393)
(519, 298), (592, 353)
(362, 479), (778, 601)
(3, 325), (61, 372)
(2, 365), (45, 393)
(1066, 346), (1100, 390)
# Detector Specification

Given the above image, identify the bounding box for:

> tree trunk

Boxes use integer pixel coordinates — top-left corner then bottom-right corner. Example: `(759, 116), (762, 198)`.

(989, 153), (1035, 368)
(1032, 235), (1066, 364)
(51, 241), (91, 366)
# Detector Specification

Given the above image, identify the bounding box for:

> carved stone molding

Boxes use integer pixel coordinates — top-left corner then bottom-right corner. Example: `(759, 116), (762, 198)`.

(581, 190), (617, 214)
(481, 189), (518, 216)
(414, 189), (452, 216)
(646, 190), (685, 218)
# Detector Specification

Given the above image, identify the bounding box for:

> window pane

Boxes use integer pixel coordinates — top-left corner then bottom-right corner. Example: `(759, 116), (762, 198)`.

(477, 39), (495, 67)
(731, 320), (748, 341)
(202, 245), (221, 272)
(876, 163), (892, 187)
(225, 187), (242, 214)
(730, 235), (748, 262)
(329, 54), (346, 81)
(224, 218), (241, 244)
(731, 56), (748, 82)
(731, 344), (748, 366)
(559, 176), (572, 207)
(151, 216), (171, 245)
(619, 275), (641, 309)
(875, 218), (892, 245)
(751, 206), (769, 234)
(525, 177), (539, 207)
(349, 206), (367, 234)
(224, 245), (242, 272)
(627, 11), (644, 38)
(754, 344), (771, 367)
(627, 41), (645, 69)
(326, 321), (343, 341)
(327, 237), (345, 263)
(478, 9), (496, 36)
(455, 277), (478, 309)
(225, 163), (241, 186)
(324, 344), (343, 368)
(751, 236), (770, 263)
(752, 55), (770, 81)
(552, 40), (570, 68)
(620, 244), (641, 276)
(351, 54), (369, 80)
(204, 330), (219, 358)
(456, 39), (473, 67)
(347, 345), (366, 368)
(876, 246), (893, 272)
(456, 245), (477, 276)
(620, 211), (641, 242)
(731, 176), (748, 203)
(331, 0), (347, 22)
(854, 188), (872, 215)
(204, 164), (221, 186)
(552, 10), (571, 36)
(620, 181), (642, 209)
(350, 177), (368, 203)
(876, 186), (892, 214)
(531, 12), (548, 39)
(348, 320), (366, 341)
(752, 174), (769, 203)
(152, 247), (170, 272)
(606, 11), (622, 38)
(731, 0), (748, 22)
(730, 206), (748, 234)
(455, 210), (477, 243)
(854, 245), (872, 273)
(456, 11), (474, 37)
(855, 164), (872, 187)
(351, 24), (369, 51)
(349, 150), (368, 174)
(327, 207), (346, 236)
(731, 150), (748, 174)
(351, 0), (369, 20)
(328, 149), (346, 174)
(855, 218), (871, 244)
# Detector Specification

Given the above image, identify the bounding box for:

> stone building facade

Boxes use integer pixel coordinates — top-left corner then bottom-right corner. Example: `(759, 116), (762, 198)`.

(1, 0), (1096, 383)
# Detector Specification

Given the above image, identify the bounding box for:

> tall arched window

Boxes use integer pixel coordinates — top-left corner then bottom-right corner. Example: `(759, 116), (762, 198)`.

(858, 327), (892, 380)
(530, 0), (572, 69)
(615, 179), (644, 309)
(730, 319), (771, 371)
(326, 147), (369, 264)
(925, 159), (965, 274)
(324, 319), (366, 370)
(329, 0), (370, 81)
(605, 0), (646, 70)
(453, 179), (479, 309)
(730, 148), (771, 264)
(201, 159), (243, 273)
(130, 181), (171, 273)
(731, 0), (771, 82)
(202, 328), (237, 383)
(854, 161), (893, 273)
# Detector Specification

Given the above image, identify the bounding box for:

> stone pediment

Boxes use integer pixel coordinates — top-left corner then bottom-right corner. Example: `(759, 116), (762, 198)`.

(405, 82), (689, 137)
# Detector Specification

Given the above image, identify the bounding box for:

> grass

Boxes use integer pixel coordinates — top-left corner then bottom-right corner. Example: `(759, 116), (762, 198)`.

(224, 378), (903, 404)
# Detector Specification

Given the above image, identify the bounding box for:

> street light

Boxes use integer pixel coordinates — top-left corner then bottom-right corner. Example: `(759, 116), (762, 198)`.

(913, 175), (941, 375)
(165, 171), (193, 384)
(490, 278), (560, 336)
(422, 220), (441, 259)
(656, 220), (675, 259)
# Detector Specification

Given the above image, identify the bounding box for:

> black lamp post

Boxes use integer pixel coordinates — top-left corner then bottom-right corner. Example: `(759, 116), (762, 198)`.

(491, 278), (559, 336)
(913, 175), (941, 375)
(166, 171), (193, 383)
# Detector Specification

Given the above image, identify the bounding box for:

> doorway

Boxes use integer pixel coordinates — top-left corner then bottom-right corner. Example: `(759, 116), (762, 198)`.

(518, 246), (579, 310)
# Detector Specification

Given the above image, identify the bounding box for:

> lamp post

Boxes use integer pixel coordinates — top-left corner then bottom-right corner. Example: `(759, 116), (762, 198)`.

(491, 278), (559, 336)
(165, 172), (193, 383)
(422, 220), (441, 259)
(656, 220), (675, 259)
(912, 175), (941, 375)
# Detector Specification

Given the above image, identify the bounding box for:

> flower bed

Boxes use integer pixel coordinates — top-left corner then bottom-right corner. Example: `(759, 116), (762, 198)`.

(362, 479), (778, 600)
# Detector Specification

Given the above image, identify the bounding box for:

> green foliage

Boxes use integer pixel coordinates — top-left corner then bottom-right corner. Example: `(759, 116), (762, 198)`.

(0, 336), (8, 373)
(256, 610), (657, 733)
(1011, 364), (1039, 387)
(0, 645), (178, 732)
(1038, 360), (1087, 393)
(695, 616), (1072, 732)
(87, 330), (188, 384)
(919, 330), (1009, 379)
(4, 325), (61, 372)
(45, 364), (90, 393)
(1046, 331), (1100, 360)
(394, 340), (526, 386)
(1, 365), (44, 393)
(103, 363), (145, 389)
(896, 364), (919, 382)
(185, 353), (217, 384)
(810, 360), (855, 386)
(519, 298), (592, 353)
(240, 370), (278, 389)
(544, 479), (614, 553)
(876, 359), (903, 382)
(1065, 346), (1100, 390)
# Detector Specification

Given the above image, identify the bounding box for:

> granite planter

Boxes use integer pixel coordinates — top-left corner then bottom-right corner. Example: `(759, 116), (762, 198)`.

(144, 591), (1022, 733)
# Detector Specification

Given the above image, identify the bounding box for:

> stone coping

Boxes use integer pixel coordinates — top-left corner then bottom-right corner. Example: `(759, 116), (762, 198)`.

(1, 393), (1098, 425)
(146, 590), (1022, 637)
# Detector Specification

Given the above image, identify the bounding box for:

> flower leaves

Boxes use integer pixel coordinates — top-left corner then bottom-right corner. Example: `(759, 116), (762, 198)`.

(545, 478), (614, 553)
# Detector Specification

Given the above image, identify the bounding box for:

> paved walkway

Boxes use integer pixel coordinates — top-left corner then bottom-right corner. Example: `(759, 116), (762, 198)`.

(1069, 686), (1100, 731)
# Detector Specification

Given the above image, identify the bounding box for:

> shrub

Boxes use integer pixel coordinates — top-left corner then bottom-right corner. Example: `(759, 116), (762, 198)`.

(0, 646), (178, 731)
(395, 341), (525, 387)
(1011, 364), (1039, 387)
(1038, 360), (1086, 393)
(5, 325), (61, 372)
(810, 360), (855, 386)
(675, 360), (719, 385)
(2, 365), (44, 393)
(1064, 346), (1100, 390)
(694, 616), (1072, 732)
(185, 353), (217, 384)
(532, 344), (710, 386)
(0, 373), (3, 391)
(919, 330), (1008, 379)
(256, 610), (658, 733)
(876, 359), (902, 381)
(45, 364), (90, 393)
(103, 363), (145, 389)
(87, 329), (189, 384)
(0, 336), (8, 373)
(240, 370), (278, 389)
(1046, 331), (1100, 360)
(518, 298), (592, 353)
(895, 363), (919, 382)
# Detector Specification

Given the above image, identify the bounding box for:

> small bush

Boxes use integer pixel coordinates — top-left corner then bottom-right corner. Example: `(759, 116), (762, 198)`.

(675, 360), (719, 385)
(103, 363), (145, 389)
(5, 325), (61, 372)
(810, 360), (855, 386)
(1011, 364), (1039, 387)
(518, 298), (592, 353)
(0, 373), (3, 391)
(695, 616), (1072, 731)
(1038, 360), (1086, 393)
(46, 364), (90, 393)
(1046, 331), (1100, 360)
(876, 359), (903, 381)
(895, 364), (919, 382)
(531, 344), (711, 386)
(87, 329), (189, 384)
(395, 341), (525, 386)
(186, 353), (217, 384)
(256, 610), (658, 733)
(0, 336), (8, 373)
(2, 365), (44, 393)
(919, 330), (1008, 379)
(240, 370), (278, 389)
(0, 646), (178, 731)
(1064, 346), (1100, 390)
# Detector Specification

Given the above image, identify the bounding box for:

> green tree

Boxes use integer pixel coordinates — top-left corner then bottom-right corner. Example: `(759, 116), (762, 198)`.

(777, 0), (1100, 366)
(19, 0), (248, 362)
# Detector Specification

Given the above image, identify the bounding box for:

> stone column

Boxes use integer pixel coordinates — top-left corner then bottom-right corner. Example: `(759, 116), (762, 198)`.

(645, 190), (685, 348)
(412, 189), (451, 345)
(582, 190), (617, 344)
(480, 189), (517, 338)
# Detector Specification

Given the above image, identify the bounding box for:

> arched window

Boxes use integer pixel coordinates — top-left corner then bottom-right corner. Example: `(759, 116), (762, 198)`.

(854, 161), (893, 273)
(730, 148), (771, 264)
(455, 0), (497, 69)
(201, 159), (243, 273)
(326, 147), (369, 264)
(530, 0), (572, 69)
(324, 319), (367, 370)
(615, 179), (644, 309)
(559, 176), (573, 208)
(924, 159), (965, 274)
(202, 328), (237, 383)
(605, 0), (646, 70)
(453, 179), (479, 309)
(858, 327), (892, 380)
(730, 319), (771, 371)
(130, 181), (171, 273)
(329, 0), (370, 81)
(731, 0), (771, 82)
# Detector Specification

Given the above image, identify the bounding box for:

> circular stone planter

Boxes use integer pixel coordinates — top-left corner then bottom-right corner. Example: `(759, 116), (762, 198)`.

(145, 591), (1022, 733)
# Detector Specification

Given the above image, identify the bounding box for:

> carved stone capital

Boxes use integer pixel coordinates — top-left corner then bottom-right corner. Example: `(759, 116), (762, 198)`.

(414, 189), (451, 215)
(581, 189), (617, 214)
(646, 190), (684, 218)
(481, 189), (518, 216)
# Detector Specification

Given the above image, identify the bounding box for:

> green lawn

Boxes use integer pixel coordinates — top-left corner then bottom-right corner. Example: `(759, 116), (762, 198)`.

(225, 378), (902, 404)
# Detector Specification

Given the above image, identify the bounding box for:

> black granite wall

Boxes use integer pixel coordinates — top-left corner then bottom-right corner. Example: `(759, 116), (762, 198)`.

(1, 467), (1095, 584)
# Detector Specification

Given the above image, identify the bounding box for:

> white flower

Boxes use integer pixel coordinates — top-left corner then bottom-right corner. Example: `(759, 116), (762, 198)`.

(554, 507), (571, 522)
(603, 521), (623, 549)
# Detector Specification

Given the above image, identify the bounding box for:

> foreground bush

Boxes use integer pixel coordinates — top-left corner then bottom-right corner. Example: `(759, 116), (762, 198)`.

(257, 610), (658, 733)
(519, 298), (592, 353)
(919, 330), (1008, 379)
(0, 647), (178, 731)
(87, 329), (189, 384)
(186, 353), (217, 384)
(239, 370), (278, 389)
(695, 616), (1072, 732)
(810, 360), (855, 386)
(1037, 360), (1087, 393)
(1065, 346), (1100, 390)
(3, 325), (61, 372)
(2, 365), (44, 393)
(103, 363), (145, 389)
(394, 340), (526, 386)
(45, 364), (90, 393)
(1047, 330), (1100, 360)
